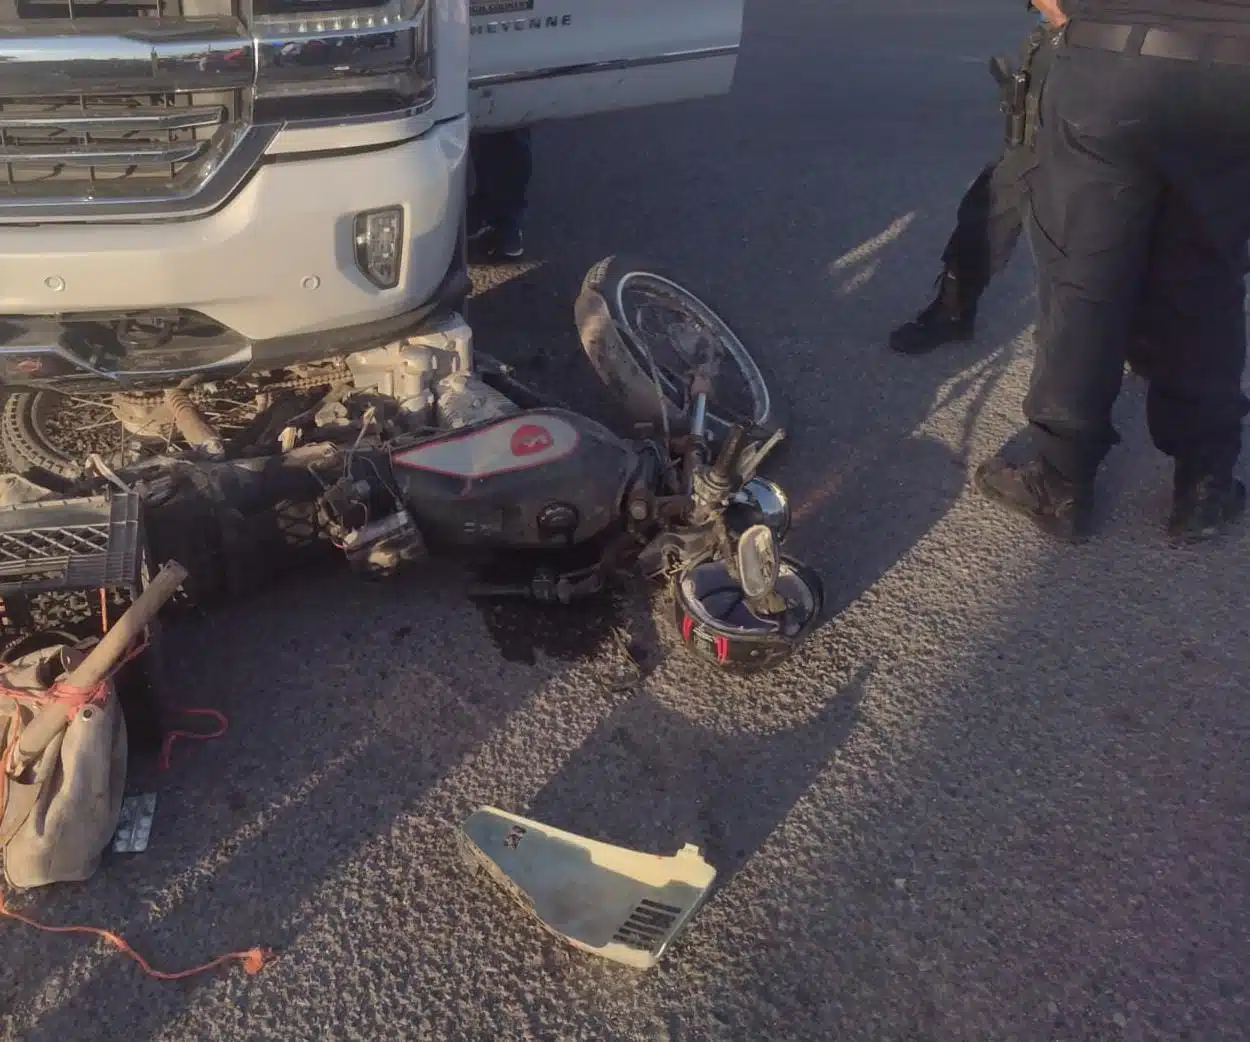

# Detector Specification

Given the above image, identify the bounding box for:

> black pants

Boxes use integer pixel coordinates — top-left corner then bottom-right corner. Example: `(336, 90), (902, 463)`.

(469, 127), (532, 228)
(1023, 31), (1250, 484)
(941, 151), (1031, 303)
(941, 26), (1054, 300)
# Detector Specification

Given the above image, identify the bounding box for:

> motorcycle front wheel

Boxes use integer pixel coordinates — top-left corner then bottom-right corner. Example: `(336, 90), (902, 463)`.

(574, 255), (788, 445)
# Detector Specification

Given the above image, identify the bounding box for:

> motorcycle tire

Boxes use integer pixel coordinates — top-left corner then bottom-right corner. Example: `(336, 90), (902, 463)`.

(0, 389), (93, 490)
(574, 255), (788, 446)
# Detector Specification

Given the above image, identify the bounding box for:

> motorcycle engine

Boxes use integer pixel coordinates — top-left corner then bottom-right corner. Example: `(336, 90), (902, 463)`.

(390, 407), (639, 550)
(325, 318), (640, 555)
(342, 314), (478, 431)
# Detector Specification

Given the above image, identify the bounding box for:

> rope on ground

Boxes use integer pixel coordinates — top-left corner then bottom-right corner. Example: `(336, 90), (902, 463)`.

(0, 890), (271, 979)
(0, 639), (269, 980)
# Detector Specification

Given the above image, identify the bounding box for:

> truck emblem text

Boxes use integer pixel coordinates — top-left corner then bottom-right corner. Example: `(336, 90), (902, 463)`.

(471, 14), (573, 35)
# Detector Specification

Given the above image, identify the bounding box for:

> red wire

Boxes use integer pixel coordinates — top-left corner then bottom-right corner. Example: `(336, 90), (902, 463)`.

(158, 708), (229, 771)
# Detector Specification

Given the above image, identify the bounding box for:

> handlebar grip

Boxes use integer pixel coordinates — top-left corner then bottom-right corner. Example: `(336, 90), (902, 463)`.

(711, 424), (748, 481)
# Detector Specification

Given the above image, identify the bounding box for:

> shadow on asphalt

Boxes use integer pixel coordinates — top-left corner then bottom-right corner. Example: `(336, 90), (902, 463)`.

(684, 399), (1250, 1040)
(4, 563), (627, 1041)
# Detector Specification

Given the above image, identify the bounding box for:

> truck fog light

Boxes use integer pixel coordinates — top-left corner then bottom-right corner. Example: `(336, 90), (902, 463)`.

(354, 207), (404, 289)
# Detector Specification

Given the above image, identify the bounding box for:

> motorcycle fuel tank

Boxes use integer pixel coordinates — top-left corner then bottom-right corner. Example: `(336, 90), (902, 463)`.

(390, 409), (638, 549)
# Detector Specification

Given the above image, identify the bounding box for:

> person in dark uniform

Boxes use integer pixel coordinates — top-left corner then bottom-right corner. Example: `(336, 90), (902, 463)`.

(975, 0), (1250, 544)
(467, 126), (532, 261)
(890, 6), (1064, 355)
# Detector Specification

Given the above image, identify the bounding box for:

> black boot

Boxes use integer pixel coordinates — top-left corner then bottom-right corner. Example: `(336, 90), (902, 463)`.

(468, 215), (525, 263)
(888, 271), (977, 355)
(974, 456), (1095, 543)
(1167, 471), (1246, 544)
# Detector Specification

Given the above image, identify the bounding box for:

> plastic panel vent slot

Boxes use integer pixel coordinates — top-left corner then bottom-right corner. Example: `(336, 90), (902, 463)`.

(610, 898), (685, 954)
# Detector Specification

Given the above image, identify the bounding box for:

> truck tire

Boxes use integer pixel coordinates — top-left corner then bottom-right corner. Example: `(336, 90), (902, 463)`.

(574, 255), (788, 445)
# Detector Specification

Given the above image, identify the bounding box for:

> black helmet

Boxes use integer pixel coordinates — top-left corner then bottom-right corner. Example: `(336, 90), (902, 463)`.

(672, 555), (823, 674)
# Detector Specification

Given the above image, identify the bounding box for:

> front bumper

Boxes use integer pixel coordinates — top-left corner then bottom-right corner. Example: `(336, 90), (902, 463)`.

(0, 115), (469, 393)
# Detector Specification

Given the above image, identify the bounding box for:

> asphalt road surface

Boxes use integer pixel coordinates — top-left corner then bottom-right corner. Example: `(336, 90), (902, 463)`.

(4, 2), (1249, 1040)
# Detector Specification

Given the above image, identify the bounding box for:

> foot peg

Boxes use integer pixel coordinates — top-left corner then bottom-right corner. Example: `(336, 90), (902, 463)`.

(467, 566), (603, 604)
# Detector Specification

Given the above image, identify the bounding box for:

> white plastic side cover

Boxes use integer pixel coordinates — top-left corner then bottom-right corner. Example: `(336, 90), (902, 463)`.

(460, 805), (717, 970)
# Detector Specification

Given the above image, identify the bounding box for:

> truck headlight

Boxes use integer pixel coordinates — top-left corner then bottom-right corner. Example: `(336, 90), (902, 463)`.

(253, 0), (433, 123)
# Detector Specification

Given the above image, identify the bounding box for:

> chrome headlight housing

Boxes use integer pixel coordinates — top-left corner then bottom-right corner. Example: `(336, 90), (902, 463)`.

(252, 0), (434, 122)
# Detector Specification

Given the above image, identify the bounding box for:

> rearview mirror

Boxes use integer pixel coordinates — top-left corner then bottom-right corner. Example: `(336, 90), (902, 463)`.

(735, 524), (781, 601)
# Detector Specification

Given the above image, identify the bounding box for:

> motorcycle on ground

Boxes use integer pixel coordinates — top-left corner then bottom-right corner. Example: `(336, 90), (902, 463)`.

(0, 258), (823, 674)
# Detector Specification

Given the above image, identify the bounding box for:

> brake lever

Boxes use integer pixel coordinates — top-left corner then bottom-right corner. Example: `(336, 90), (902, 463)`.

(735, 428), (787, 484)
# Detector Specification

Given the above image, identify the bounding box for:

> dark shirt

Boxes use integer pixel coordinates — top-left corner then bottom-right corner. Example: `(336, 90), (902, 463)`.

(1068, 0), (1250, 28)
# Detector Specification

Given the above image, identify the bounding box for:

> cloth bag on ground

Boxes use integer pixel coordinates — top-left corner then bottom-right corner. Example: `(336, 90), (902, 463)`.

(0, 645), (127, 890)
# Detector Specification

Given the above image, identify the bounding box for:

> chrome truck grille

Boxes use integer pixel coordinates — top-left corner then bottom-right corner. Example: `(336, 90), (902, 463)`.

(0, 91), (238, 189)
(0, 14), (272, 222)
(0, 1), (434, 221)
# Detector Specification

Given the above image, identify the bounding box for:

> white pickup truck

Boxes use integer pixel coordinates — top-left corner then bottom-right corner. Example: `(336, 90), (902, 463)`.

(0, 0), (743, 396)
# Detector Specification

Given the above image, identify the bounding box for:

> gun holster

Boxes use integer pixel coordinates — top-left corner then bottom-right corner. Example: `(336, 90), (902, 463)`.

(989, 55), (1030, 148)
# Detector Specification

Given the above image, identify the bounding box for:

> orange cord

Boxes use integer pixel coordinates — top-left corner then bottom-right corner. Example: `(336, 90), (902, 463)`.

(0, 889), (271, 979)
(0, 642), (268, 981)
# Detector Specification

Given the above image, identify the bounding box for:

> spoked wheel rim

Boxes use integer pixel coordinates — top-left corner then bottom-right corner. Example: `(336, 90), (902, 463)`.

(613, 271), (773, 431)
(3, 387), (263, 480)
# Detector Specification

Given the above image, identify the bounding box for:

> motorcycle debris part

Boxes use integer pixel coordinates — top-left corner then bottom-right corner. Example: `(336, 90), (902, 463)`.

(113, 792), (158, 854)
(467, 564), (604, 604)
(673, 555), (824, 674)
(459, 805), (716, 970)
(575, 255), (787, 445)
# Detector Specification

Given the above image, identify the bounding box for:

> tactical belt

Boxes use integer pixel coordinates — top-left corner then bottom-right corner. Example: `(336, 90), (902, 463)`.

(1066, 21), (1250, 65)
